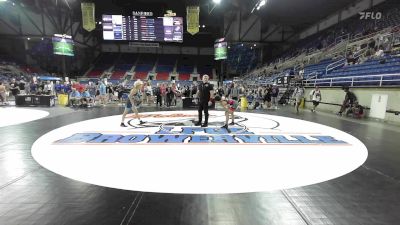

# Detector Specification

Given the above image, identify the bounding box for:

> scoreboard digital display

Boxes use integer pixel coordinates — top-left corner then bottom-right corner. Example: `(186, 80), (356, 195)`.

(52, 35), (74, 57)
(102, 15), (183, 43)
(215, 38), (227, 60)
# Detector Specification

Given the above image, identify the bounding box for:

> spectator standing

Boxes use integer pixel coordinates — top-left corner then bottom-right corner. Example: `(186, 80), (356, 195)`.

(0, 82), (7, 105)
(154, 83), (162, 107)
(99, 81), (107, 106)
(271, 84), (279, 109)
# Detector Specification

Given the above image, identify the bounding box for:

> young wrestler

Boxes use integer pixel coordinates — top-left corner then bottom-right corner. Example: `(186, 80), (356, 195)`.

(120, 80), (145, 127)
(214, 95), (238, 129)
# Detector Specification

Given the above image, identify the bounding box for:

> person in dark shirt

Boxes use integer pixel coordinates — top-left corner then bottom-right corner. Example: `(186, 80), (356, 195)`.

(154, 84), (162, 107)
(18, 81), (26, 95)
(9, 79), (19, 97)
(195, 75), (214, 127)
(338, 87), (357, 116)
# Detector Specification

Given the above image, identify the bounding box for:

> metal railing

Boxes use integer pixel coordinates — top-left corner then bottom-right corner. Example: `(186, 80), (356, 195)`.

(325, 57), (346, 75)
(304, 73), (400, 87)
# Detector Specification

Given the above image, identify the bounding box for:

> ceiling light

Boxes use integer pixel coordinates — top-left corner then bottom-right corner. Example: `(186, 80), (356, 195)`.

(202, 25), (206, 28)
(213, 0), (222, 4)
(27, 37), (30, 40)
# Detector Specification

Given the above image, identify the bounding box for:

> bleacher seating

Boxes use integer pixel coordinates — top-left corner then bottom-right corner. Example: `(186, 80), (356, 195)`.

(179, 74), (191, 81)
(327, 56), (400, 78)
(87, 70), (103, 78)
(304, 58), (335, 78)
(135, 65), (153, 72)
(114, 64), (133, 71)
(156, 65), (174, 73)
(177, 56), (195, 73)
(134, 72), (148, 80)
(116, 54), (138, 64)
(227, 44), (260, 75)
(110, 71), (126, 80)
(197, 56), (214, 77)
(156, 72), (170, 81)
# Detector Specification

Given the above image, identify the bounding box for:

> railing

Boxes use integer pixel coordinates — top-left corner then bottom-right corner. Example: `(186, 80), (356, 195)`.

(245, 26), (400, 81)
(305, 71), (318, 80)
(304, 73), (400, 87)
(325, 58), (346, 75)
(335, 33), (350, 44)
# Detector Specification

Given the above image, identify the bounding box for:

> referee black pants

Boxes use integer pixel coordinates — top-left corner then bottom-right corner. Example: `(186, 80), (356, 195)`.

(198, 102), (209, 125)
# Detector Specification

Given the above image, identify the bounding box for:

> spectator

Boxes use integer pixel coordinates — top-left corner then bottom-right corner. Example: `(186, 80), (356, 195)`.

(144, 82), (153, 105)
(80, 89), (92, 107)
(9, 78), (19, 98)
(271, 84), (279, 109)
(154, 83), (162, 107)
(160, 83), (167, 107)
(18, 80), (26, 95)
(99, 81), (107, 106)
(0, 81), (7, 105)
(374, 46), (385, 58)
(229, 83), (240, 101)
(69, 88), (81, 107)
(166, 85), (173, 107)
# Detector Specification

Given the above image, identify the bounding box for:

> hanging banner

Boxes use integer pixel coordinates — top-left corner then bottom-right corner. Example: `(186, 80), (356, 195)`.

(81, 3), (96, 32)
(187, 6), (199, 35)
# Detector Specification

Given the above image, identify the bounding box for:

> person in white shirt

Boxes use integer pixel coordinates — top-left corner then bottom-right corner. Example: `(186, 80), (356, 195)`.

(143, 82), (153, 105)
(374, 46), (384, 58)
(292, 84), (305, 113)
(309, 86), (322, 112)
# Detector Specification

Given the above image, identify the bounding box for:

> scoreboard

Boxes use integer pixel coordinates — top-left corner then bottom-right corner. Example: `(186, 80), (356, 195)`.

(102, 15), (183, 43)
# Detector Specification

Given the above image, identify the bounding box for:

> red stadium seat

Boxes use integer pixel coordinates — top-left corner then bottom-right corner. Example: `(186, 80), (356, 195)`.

(134, 72), (148, 80)
(110, 71), (126, 80)
(87, 70), (103, 78)
(156, 72), (170, 80)
(179, 73), (190, 80)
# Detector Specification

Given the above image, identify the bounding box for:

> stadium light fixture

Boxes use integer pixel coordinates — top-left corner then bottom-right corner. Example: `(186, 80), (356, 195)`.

(252, 0), (267, 13)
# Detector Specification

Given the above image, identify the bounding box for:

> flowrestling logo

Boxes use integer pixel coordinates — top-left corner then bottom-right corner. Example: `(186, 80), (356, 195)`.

(31, 111), (368, 194)
(359, 11), (382, 20)
(54, 113), (348, 145)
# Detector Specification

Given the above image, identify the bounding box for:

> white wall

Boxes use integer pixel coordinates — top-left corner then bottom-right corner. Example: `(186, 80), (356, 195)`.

(305, 87), (400, 124)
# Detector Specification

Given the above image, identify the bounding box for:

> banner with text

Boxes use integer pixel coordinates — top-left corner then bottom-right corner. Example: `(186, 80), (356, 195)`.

(187, 6), (200, 35)
(81, 3), (96, 32)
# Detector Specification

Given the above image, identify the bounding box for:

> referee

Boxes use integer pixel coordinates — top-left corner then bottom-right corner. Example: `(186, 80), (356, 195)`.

(195, 75), (214, 127)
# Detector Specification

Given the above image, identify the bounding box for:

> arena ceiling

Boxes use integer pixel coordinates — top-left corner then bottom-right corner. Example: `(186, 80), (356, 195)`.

(14, 0), (360, 43)
(19, 0), (359, 32)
